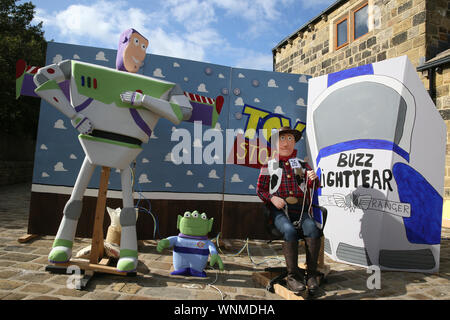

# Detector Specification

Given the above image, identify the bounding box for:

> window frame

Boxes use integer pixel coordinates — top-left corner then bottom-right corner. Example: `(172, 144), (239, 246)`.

(335, 16), (349, 50)
(352, 2), (369, 41)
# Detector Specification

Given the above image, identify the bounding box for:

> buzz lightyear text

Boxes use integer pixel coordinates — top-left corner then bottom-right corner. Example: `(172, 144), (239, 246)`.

(320, 152), (394, 191)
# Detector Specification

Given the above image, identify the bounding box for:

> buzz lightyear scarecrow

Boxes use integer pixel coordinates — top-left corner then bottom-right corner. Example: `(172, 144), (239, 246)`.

(33, 28), (193, 272)
(157, 211), (224, 277)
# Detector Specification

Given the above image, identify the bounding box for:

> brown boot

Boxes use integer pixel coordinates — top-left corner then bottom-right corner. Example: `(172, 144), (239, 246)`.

(304, 237), (321, 295)
(282, 241), (306, 293)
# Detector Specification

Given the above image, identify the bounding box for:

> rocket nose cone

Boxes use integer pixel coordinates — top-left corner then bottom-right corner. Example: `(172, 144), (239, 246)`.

(215, 95), (224, 114)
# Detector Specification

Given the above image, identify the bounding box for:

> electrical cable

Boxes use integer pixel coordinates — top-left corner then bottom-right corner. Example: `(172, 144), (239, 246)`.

(130, 164), (160, 239)
(206, 266), (224, 300)
(214, 232), (283, 267)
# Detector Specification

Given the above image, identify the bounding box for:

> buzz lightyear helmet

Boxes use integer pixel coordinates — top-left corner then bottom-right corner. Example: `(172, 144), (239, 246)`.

(116, 28), (148, 71)
(307, 61), (416, 166)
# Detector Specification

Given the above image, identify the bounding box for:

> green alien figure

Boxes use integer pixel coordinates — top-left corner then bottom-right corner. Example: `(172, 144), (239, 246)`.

(157, 210), (224, 277)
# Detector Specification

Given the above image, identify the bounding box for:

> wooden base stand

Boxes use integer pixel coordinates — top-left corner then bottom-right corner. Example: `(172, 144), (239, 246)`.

(253, 264), (330, 300)
(253, 238), (330, 300)
(18, 234), (40, 243)
(46, 167), (136, 290)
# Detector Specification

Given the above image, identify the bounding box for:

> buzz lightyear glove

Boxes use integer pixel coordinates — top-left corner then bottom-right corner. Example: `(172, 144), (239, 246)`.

(71, 113), (93, 134)
(120, 91), (144, 107)
(209, 254), (224, 271)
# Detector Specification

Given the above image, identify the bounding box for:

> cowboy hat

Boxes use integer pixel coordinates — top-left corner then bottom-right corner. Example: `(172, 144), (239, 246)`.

(269, 126), (302, 144)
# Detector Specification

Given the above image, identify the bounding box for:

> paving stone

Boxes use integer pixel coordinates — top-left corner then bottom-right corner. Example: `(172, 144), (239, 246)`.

(234, 294), (266, 300)
(30, 256), (50, 264)
(20, 283), (54, 294)
(2, 293), (28, 300)
(11, 262), (44, 271)
(142, 286), (195, 300)
(241, 287), (268, 297)
(16, 272), (54, 283)
(45, 275), (71, 286)
(193, 288), (225, 300)
(2, 245), (38, 253)
(84, 291), (120, 300)
(118, 294), (160, 300)
(111, 282), (142, 294)
(0, 279), (26, 290)
(0, 252), (39, 262)
(0, 291), (12, 299)
(149, 261), (172, 270)
(0, 269), (21, 279)
(52, 288), (88, 298)
(26, 295), (62, 300)
(424, 288), (448, 298)
(0, 261), (15, 267)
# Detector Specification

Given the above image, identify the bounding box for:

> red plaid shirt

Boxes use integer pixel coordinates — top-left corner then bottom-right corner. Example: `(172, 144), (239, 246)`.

(256, 152), (320, 212)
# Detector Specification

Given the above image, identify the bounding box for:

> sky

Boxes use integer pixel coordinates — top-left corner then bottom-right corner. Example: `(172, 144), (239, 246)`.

(25, 0), (336, 71)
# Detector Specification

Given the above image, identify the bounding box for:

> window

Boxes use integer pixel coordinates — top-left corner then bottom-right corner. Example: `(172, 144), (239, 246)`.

(333, 1), (370, 51)
(336, 17), (349, 49)
(353, 3), (369, 40)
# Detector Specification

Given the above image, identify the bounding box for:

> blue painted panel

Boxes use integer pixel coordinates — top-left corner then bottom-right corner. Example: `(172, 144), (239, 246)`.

(327, 64), (374, 87)
(32, 42), (310, 197)
(393, 163), (442, 245)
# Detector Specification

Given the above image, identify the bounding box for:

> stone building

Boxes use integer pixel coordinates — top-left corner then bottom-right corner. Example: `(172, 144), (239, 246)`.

(273, 0), (450, 227)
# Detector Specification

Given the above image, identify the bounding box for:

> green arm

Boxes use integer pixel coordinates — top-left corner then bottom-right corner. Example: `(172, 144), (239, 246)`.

(210, 254), (224, 271)
(157, 238), (170, 253)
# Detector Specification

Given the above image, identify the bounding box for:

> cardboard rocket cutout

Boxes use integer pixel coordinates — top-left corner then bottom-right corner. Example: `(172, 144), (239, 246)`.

(306, 56), (446, 273)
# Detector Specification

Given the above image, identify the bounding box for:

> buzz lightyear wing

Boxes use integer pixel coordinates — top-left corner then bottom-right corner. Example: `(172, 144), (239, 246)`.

(183, 93), (224, 128)
(16, 59), (224, 128)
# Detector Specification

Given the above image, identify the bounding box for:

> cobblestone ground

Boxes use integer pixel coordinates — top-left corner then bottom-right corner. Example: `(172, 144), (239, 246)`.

(0, 183), (449, 300)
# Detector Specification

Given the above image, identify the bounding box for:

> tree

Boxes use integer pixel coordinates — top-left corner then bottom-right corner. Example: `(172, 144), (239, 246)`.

(0, 0), (46, 139)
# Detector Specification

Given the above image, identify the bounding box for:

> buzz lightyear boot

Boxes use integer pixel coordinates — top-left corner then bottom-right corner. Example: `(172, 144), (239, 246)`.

(117, 207), (138, 272)
(116, 168), (138, 272)
(48, 157), (95, 263)
(48, 200), (82, 263)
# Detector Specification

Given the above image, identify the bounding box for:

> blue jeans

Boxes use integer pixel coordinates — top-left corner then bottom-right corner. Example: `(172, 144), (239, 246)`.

(270, 203), (321, 241)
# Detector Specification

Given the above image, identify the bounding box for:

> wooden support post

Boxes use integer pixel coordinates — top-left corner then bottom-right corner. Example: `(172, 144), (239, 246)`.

(252, 272), (306, 300)
(46, 166), (135, 287)
(90, 166), (110, 264)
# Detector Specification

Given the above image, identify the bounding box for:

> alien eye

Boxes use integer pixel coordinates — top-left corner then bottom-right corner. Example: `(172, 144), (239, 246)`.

(133, 38), (139, 46)
(141, 43), (146, 51)
(184, 212), (191, 218)
(201, 213), (207, 220)
(192, 211), (199, 218)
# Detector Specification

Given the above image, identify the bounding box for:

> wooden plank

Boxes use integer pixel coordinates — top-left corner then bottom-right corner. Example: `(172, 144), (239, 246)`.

(52, 260), (133, 276)
(17, 234), (39, 243)
(90, 166), (110, 264)
(252, 272), (305, 300)
(99, 258), (110, 266)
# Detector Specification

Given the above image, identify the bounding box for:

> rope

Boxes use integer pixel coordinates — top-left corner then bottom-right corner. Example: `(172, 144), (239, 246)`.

(214, 232), (283, 266)
(206, 266), (224, 300)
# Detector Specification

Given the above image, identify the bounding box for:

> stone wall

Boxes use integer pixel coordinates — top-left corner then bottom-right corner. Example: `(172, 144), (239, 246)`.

(274, 0), (429, 85)
(426, 0), (450, 59)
